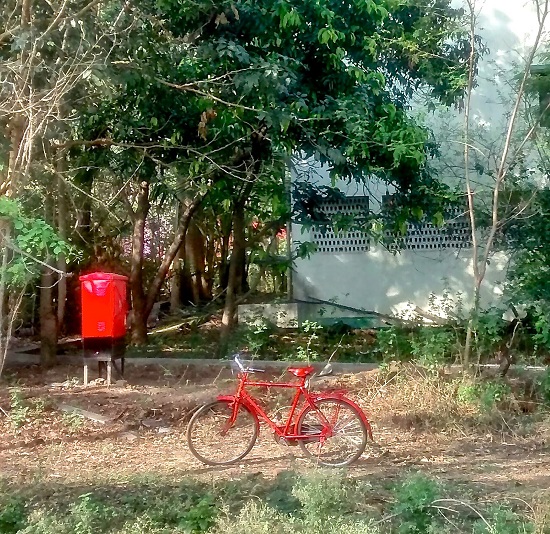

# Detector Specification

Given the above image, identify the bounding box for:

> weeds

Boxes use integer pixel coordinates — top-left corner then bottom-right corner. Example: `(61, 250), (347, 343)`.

(391, 473), (441, 534)
(0, 472), (544, 534)
(536, 369), (550, 406)
(457, 380), (513, 411)
(409, 327), (458, 370)
(7, 389), (46, 429)
(60, 412), (84, 432)
(0, 494), (26, 533)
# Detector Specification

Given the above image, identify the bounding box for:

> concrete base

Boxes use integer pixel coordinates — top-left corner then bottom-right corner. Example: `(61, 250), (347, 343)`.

(238, 301), (385, 329)
(238, 303), (299, 328)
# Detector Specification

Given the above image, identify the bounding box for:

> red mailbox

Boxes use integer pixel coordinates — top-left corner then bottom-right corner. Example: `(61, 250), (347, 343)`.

(80, 272), (128, 339)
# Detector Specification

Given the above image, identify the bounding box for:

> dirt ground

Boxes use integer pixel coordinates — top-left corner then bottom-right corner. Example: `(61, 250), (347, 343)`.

(1, 363), (549, 502)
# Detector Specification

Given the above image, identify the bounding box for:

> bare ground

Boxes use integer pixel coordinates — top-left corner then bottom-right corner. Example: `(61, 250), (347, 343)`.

(1, 363), (549, 502)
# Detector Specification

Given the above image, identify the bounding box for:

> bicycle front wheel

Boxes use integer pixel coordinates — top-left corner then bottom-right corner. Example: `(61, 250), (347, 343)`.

(186, 400), (259, 466)
(297, 398), (368, 467)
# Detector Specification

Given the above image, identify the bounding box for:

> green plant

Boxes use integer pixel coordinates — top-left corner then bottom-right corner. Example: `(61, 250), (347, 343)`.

(245, 319), (277, 357)
(472, 505), (535, 534)
(179, 494), (216, 532)
(423, 285), (464, 321)
(410, 327), (457, 370)
(8, 388), (31, 429)
(391, 473), (441, 534)
(0, 494), (27, 534)
(294, 320), (323, 362)
(211, 474), (379, 534)
(292, 471), (352, 520)
(472, 308), (508, 360)
(536, 368), (550, 406)
(69, 494), (117, 534)
(210, 501), (289, 534)
(8, 389), (47, 429)
(375, 326), (412, 361)
(61, 412), (84, 431)
(457, 380), (513, 411)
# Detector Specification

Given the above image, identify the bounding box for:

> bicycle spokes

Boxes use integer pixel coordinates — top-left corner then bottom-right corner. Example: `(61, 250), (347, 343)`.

(297, 399), (368, 466)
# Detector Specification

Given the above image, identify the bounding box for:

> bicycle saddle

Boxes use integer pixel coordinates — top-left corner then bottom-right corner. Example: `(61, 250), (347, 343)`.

(287, 366), (315, 377)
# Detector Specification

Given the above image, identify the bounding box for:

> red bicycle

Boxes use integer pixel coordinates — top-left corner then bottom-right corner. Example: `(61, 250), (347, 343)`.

(186, 354), (373, 467)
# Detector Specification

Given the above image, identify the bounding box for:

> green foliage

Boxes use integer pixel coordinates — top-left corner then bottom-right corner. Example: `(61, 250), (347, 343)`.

(0, 473), (543, 534)
(504, 188), (550, 352)
(471, 308), (508, 358)
(292, 471), (352, 520)
(0, 198), (73, 286)
(532, 302), (550, 351)
(209, 501), (289, 534)
(0, 493), (27, 534)
(391, 473), (441, 534)
(457, 380), (513, 411)
(213, 472), (378, 534)
(375, 326), (413, 361)
(472, 505), (535, 534)
(410, 327), (457, 370)
(14, 482), (218, 534)
(179, 495), (216, 532)
(61, 412), (84, 432)
(8, 388), (31, 429)
(72, 0), (477, 263)
(294, 320), (323, 361)
(243, 319), (278, 357)
(7, 389), (46, 429)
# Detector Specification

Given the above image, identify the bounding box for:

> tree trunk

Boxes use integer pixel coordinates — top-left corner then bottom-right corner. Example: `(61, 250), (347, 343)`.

(56, 157), (68, 333)
(170, 240), (184, 312)
(129, 180), (150, 345)
(0, 222), (11, 376)
(75, 168), (94, 248)
(40, 194), (57, 367)
(204, 234), (215, 299)
(144, 193), (204, 319)
(463, 280), (481, 375)
(186, 218), (207, 303)
(219, 196), (248, 356)
(218, 215), (232, 292)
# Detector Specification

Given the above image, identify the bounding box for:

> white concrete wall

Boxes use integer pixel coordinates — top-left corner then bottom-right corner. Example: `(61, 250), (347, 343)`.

(291, 0), (546, 317)
(291, 164), (509, 317)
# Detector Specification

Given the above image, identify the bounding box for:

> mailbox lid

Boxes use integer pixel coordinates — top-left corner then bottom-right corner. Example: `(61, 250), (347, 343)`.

(79, 272), (128, 282)
(80, 272), (128, 338)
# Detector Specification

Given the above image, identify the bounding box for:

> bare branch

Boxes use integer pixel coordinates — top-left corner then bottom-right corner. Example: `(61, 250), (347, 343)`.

(157, 78), (260, 112)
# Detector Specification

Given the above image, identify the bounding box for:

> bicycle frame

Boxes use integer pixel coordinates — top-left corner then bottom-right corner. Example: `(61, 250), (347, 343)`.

(217, 370), (373, 442)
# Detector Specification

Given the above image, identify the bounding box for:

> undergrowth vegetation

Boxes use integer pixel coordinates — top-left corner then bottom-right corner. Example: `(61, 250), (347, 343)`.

(142, 298), (550, 370)
(364, 363), (550, 433)
(0, 471), (546, 534)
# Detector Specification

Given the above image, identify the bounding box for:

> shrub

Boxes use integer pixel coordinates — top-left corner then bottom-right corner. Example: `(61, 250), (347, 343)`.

(409, 327), (457, 369)
(0, 494), (27, 534)
(391, 473), (441, 534)
(536, 368), (550, 406)
(376, 326), (413, 361)
(472, 505), (535, 534)
(457, 380), (513, 411)
(292, 471), (353, 520)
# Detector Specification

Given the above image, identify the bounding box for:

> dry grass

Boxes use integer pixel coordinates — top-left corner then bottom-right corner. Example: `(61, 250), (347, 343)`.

(532, 489), (550, 534)
(332, 364), (549, 436)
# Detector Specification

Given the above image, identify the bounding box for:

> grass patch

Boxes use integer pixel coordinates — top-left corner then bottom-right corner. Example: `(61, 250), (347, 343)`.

(354, 364), (550, 434)
(0, 471), (544, 534)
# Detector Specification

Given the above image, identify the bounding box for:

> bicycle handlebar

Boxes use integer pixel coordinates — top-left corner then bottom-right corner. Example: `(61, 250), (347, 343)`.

(233, 353), (265, 373)
(232, 353), (334, 378)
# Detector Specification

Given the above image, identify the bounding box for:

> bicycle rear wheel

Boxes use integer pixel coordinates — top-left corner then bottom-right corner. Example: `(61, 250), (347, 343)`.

(297, 398), (368, 466)
(187, 400), (259, 466)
